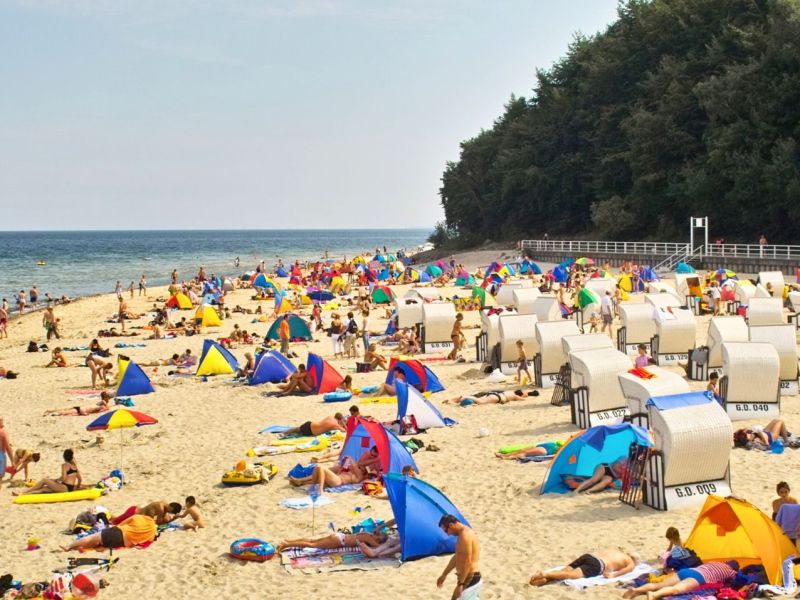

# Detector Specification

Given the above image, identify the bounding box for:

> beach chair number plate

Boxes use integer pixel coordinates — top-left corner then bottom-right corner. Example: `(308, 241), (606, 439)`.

(780, 380), (799, 396)
(657, 353), (688, 366)
(588, 407), (628, 427)
(424, 342), (453, 353)
(624, 343), (650, 356)
(726, 403), (779, 421)
(665, 479), (731, 510)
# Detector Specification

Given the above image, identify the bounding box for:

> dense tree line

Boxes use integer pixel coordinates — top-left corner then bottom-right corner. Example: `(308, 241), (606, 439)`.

(436, 0), (800, 246)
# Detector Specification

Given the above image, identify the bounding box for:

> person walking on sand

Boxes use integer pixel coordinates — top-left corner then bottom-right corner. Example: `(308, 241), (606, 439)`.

(0, 303), (8, 339)
(447, 313), (465, 360)
(118, 296), (128, 332)
(0, 417), (13, 486)
(600, 290), (613, 338)
(516, 340), (532, 385)
(43, 304), (59, 340)
(437, 515), (481, 599)
(115, 280), (123, 300)
(279, 314), (291, 357)
(139, 274), (147, 296)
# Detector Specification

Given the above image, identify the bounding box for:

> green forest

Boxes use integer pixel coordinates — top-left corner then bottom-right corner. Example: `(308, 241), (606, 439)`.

(436, 0), (800, 246)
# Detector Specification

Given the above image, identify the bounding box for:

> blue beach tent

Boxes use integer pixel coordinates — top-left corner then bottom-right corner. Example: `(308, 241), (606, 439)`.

(250, 350), (296, 385)
(384, 474), (470, 561)
(676, 262), (696, 274)
(552, 265), (569, 283)
(116, 358), (155, 396)
(541, 423), (652, 494)
(340, 418), (417, 476)
(196, 339), (239, 375)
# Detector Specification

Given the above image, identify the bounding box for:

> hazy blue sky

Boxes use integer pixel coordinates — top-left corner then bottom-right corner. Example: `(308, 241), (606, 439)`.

(0, 0), (619, 230)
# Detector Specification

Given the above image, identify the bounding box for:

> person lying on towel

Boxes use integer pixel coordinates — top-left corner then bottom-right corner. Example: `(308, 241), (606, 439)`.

(530, 547), (638, 586)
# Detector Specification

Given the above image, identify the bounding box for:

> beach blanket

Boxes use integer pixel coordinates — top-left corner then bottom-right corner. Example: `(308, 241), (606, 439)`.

(259, 425), (294, 434)
(280, 547), (399, 574)
(560, 563), (655, 590)
(66, 390), (103, 396)
(280, 496), (334, 510)
(114, 343), (147, 348)
(360, 396), (398, 404)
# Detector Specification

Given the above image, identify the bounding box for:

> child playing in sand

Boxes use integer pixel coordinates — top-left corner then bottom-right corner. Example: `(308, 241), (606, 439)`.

(516, 340), (532, 385)
(46, 347), (67, 368)
(178, 496), (205, 530)
(664, 527), (690, 565)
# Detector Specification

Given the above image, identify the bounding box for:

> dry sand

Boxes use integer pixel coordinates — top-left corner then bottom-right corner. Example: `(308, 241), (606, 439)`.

(1, 250), (798, 600)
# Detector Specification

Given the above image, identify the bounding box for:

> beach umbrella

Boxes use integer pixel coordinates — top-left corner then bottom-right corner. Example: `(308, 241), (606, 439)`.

(714, 268), (736, 282)
(86, 409), (158, 469)
(426, 265), (443, 278)
(577, 288), (601, 310)
(676, 262), (696, 274)
(308, 290), (334, 302)
(559, 258), (575, 268)
(575, 257), (594, 266)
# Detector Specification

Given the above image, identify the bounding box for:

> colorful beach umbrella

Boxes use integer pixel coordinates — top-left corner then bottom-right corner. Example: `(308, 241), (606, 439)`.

(577, 287), (601, 309)
(575, 257), (594, 266)
(87, 409), (158, 469)
(714, 268), (736, 282)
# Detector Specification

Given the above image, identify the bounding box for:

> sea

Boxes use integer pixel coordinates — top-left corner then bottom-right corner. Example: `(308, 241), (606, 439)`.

(0, 229), (431, 302)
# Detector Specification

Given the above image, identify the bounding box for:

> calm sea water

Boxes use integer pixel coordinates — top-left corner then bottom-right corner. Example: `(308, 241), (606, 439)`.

(0, 229), (430, 301)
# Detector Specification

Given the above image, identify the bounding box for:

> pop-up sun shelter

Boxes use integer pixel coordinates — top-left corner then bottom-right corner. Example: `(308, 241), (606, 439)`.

(116, 357), (155, 396)
(395, 381), (455, 429)
(196, 339), (238, 376)
(195, 304), (221, 327)
(686, 495), (795, 586)
(306, 352), (344, 394)
(166, 293), (192, 309)
(265, 313), (312, 341)
(371, 285), (395, 304)
(384, 474), (470, 562)
(249, 350), (296, 385)
(341, 418), (417, 475)
(541, 423), (652, 494)
(386, 358), (444, 393)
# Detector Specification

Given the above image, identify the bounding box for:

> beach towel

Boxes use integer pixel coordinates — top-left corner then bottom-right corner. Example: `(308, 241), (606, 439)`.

(280, 547), (399, 574)
(360, 396), (398, 404)
(280, 496), (334, 510)
(775, 505), (800, 540)
(259, 425), (294, 434)
(288, 464), (316, 479)
(114, 343), (147, 348)
(560, 562), (655, 589)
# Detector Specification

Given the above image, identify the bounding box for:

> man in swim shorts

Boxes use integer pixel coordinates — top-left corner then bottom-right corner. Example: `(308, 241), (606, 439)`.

(282, 414), (346, 438)
(530, 547), (637, 586)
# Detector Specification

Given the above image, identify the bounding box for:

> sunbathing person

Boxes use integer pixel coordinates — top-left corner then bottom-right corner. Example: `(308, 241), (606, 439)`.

(733, 419), (789, 448)
(622, 561), (737, 599)
(141, 354), (181, 367)
(495, 440), (563, 460)
(60, 514), (157, 552)
(45, 347), (67, 368)
(289, 447), (381, 492)
(277, 530), (387, 553)
(14, 449), (82, 496)
(364, 344), (389, 371)
(44, 391), (114, 416)
(278, 364), (315, 396)
(572, 457), (629, 494)
(370, 368), (408, 397)
(444, 389), (539, 406)
(282, 413), (346, 438)
(530, 547), (638, 586)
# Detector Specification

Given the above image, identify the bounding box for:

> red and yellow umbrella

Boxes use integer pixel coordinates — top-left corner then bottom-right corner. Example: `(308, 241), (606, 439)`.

(87, 409), (158, 470)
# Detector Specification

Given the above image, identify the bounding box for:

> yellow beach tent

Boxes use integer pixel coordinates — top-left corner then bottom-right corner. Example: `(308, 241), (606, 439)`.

(329, 276), (347, 294)
(196, 340), (237, 377)
(167, 292), (192, 309)
(195, 305), (221, 327)
(686, 495), (795, 585)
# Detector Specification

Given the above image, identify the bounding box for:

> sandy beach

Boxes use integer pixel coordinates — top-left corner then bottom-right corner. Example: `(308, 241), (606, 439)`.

(1, 248), (798, 600)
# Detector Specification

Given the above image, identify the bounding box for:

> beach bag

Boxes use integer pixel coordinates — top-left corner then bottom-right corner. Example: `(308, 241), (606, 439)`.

(665, 548), (701, 570)
(348, 319), (358, 334)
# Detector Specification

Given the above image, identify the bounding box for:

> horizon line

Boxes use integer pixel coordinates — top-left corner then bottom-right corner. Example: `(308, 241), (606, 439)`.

(0, 226), (432, 233)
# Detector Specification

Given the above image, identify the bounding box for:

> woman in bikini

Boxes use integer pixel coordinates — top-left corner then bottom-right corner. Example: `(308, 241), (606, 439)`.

(44, 391), (113, 417)
(277, 530), (387, 552)
(443, 389), (538, 406)
(14, 448), (82, 496)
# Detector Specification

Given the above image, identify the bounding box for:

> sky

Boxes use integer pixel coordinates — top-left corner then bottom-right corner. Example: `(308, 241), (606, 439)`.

(0, 0), (620, 230)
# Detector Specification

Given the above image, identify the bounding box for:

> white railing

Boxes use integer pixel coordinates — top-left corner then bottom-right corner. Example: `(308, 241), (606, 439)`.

(521, 240), (800, 260)
(703, 243), (800, 260)
(520, 240), (689, 256)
